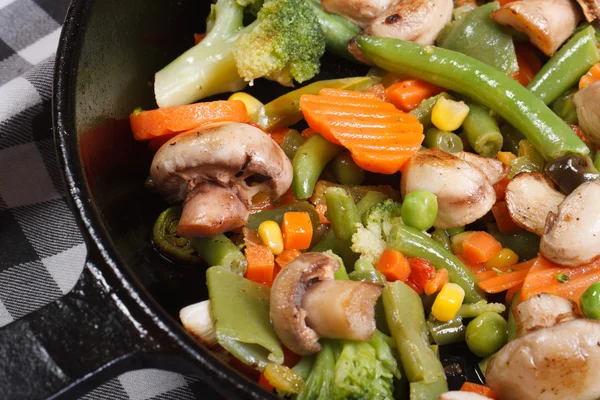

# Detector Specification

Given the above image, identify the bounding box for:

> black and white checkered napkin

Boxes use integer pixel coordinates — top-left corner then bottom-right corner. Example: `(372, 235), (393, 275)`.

(0, 1), (206, 398)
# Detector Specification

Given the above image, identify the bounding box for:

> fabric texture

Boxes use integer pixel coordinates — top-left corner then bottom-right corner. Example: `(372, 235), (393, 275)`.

(0, 1), (215, 398)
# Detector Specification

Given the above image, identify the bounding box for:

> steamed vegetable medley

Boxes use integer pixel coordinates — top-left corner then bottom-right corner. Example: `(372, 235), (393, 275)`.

(133, 0), (600, 398)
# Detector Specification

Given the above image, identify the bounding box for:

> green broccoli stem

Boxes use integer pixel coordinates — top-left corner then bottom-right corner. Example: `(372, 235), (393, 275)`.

(154, 0), (251, 107)
(305, 0), (360, 61)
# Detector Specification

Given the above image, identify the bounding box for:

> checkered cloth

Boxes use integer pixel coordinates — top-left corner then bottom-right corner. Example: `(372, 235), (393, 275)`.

(0, 1), (211, 399)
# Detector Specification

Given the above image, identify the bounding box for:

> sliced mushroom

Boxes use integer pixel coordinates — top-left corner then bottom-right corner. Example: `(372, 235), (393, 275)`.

(150, 122), (293, 237)
(540, 179), (600, 266)
(575, 0), (600, 20)
(486, 318), (600, 400)
(439, 392), (494, 400)
(457, 152), (509, 185)
(269, 253), (383, 355)
(490, 0), (581, 57)
(321, 0), (396, 28)
(505, 172), (565, 236)
(513, 293), (579, 337)
(349, 0), (453, 62)
(180, 300), (218, 348)
(574, 81), (600, 147)
(401, 148), (496, 229)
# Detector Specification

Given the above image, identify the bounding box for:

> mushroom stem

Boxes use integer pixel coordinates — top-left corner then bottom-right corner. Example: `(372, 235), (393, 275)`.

(302, 280), (383, 341)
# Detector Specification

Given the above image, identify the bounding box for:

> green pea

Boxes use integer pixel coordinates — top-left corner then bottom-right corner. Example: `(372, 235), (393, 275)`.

(465, 312), (508, 358)
(581, 282), (600, 319)
(401, 190), (438, 231)
(331, 151), (365, 185)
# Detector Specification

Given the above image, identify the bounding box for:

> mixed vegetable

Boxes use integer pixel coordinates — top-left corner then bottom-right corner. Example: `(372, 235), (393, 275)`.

(133, 0), (600, 399)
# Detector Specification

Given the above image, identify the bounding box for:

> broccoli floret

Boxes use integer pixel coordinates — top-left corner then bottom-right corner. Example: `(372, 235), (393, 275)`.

(351, 200), (403, 264)
(298, 331), (401, 400)
(154, 0), (325, 108)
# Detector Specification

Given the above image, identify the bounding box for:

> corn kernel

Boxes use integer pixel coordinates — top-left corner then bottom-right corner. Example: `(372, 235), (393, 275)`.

(431, 97), (470, 132)
(484, 248), (518, 269)
(497, 151), (517, 166)
(431, 283), (465, 322)
(258, 220), (284, 255)
(228, 92), (264, 116)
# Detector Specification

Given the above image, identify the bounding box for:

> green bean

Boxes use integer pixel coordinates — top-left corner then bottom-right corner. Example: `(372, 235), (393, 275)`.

(409, 92), (454, 128)
(293, 135), (342, 200)
(581, 282), (600, 319)
(431, 229), (451, 252)
(387, 224), (484, 303)
(324, 187), (361, 242)
(280, 129), (306, 159)
(427, 315), (466, 346)
(507, 292), (520, 341)
(152, 206), (202, 264)
(356, 36), (590, 160)
(446, 226), (465, 236)
(310, 231), (340, 254)
(305, 0), (360, 60)
(331, 152), (365, 185)
(423, 128), (464, 153)
(310, 180), (400, 205)
(462, 103), (503, 157)
(350, 259), (387, 285)
(465, 312), (508, 357)
(252, 77), (375, 131)
(247, 202), (319, 232)
(207, 266), (283, 370)
(191, 235), (247, 275)
(551, 88), (578, 125)
(400, 190), (438, 231)
(500, 124), (525, 155)
(457, 300), (506, 319)
(356, 191), (390, 216)
(528, 26), (600, 105)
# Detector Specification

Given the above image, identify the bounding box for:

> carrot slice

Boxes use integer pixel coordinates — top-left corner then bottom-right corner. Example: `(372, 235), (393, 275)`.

(521, 256), (600, 306)
(511, 43), (542, 87)
(377, 249), (412, 282)
(275, 249), (301, 268)
(492, 201), (520, 233)
(244, 245), (275, 287)
(461, 382), (496, 399)
(478, 268), (530, 293)
(385, 79), (445, 112)
(580, 63), (600, 89)
(462, 231), (503, 265)
(424, 268), (449, 295)
(282, 212), (313, 250)
(129, 100), (248, 140)
(300, 88), (424, 174)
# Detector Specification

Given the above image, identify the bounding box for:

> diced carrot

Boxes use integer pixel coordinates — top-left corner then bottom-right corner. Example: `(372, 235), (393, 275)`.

(300, 88), (424, 174)
(511, 43), (542, 87)
(569, 124), (590, 143)
(406, 257), (436, 294)
(301, 127), (317, 139)
(275, 249), (301, 268)
(244, 245), (275, 287)
(492, 202), (520, 233)
(282, 212), (313, 250)
(521, 256), (600, 306)
(424, 268), (449, 295)
(242, 227), (263, 247)
(369, 84), (388, 102)
(385, 79), (445, 112)
(315, 204), (329, 224)
(194, 33), (206, 45)
(129, 100), (248, 140)
(376, 249), (412, 282)
(258, 373), (274, 392)
(460, 382), (496, 399)
(269, 128), (289, 145)
(493, 178), (511, 201)
(148, 133), (178, 152)
(462, 231), (503, 265)
(580, 63), (600, 89)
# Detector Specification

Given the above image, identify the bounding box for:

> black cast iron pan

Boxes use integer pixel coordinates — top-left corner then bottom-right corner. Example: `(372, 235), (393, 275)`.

(0, 0), (483, 398)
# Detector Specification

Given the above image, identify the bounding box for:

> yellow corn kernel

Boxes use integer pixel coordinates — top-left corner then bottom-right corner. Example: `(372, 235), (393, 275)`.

(497, 151), (517, 166)
(263, 364), (304, 394)
(228, 92), (264, 116)
(258, 220), (284, 255)
(431, 97), (470, 132)
(485, 248), (519, 269)
(431, 283), (465, 322)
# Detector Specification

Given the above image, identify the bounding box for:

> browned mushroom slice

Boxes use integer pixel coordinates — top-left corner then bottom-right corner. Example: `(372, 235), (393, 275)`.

(490, 0), (581, 57)
(439, 392), (494, 400)
(321, 0), (396, 28)
(513, 293), (579, 337)
(505, 172), (565, 236)
(574, 81), (600, 147)
(401, 148), (496, 229)
(150, 122), (293, 237)
(269, 253), (383, 355)
(540, 179), (600, 266)
(303, 280), (383, 341)
(576, 0), (600, 21)
(457, 152), (509, 185)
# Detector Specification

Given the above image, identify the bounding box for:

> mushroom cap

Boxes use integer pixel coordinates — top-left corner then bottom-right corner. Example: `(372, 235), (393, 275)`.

(401, 148), (496, 229)
(540, 180), (600, 266)
(269, 252), (339, 356)
(505, 172), (565, 236)
(150, 122), (293, 237)
(486, 318), (600, 400)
